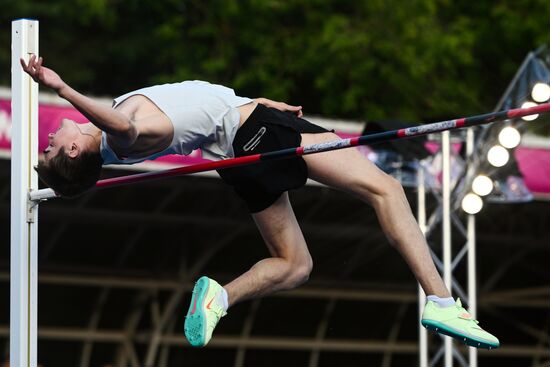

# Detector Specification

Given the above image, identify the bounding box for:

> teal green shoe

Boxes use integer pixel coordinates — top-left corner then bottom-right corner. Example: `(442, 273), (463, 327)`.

(421, 298), (500, 349)
(184, 276), (227, 347)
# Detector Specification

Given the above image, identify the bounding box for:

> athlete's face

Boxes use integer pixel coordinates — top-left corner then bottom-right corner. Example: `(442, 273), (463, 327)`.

(43, 119), (82, 163)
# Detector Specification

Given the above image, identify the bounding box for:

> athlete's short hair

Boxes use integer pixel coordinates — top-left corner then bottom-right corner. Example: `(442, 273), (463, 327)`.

(35, 149), (103, 198)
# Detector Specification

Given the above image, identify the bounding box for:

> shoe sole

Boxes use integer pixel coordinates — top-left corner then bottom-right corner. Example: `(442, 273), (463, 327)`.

(184, 277), (210, 347)
(421, 319), (499, 349)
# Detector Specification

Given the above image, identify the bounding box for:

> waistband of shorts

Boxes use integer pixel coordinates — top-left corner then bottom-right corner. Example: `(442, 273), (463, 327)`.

(241, 102), (271, 126)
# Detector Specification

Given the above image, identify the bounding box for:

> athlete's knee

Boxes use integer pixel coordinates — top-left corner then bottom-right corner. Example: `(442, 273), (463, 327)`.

(384, 175), (406, 197)
(370, 174), (405, 203)
(355, 172), (404, 205)
(282, 254), (313, 289)
(291, 256), (313, 286)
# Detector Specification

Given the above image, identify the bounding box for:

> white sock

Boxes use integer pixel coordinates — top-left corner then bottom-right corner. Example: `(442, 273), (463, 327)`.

(216, 287), (229, 312)
(427, 295), (455, 308)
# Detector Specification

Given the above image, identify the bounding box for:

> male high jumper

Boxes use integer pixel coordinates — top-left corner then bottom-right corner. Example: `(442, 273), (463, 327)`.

(21, 55), (499, 349)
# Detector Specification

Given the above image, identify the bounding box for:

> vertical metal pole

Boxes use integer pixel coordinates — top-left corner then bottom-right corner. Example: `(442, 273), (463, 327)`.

(466, 128), (478, 367)
(417, 166), (428, 367)
(11, 19), (39, 367)
(467, 215), (477, 367)
(442, 131), (453, 367)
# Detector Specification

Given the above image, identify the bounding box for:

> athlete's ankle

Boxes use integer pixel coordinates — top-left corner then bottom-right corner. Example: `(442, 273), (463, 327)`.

(217, 287), (229, 312)
(427, 295), (456, 308)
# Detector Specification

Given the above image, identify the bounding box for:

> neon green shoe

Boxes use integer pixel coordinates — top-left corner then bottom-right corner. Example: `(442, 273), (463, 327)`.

(421, 298), (500, 349)
(184, 276), (227, 347)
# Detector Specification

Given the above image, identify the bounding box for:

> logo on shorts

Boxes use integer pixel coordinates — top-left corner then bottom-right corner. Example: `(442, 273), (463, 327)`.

(243, 126), (267, 151)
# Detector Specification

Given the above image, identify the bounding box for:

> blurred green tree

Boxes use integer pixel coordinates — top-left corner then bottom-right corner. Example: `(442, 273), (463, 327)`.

(2, 0), (549, 132)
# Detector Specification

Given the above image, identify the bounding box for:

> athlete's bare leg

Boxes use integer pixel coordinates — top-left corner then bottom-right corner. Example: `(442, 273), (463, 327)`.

(224, 192), (313, 306)
(301, 132), (450, 297)
(224, 131), (449, 306)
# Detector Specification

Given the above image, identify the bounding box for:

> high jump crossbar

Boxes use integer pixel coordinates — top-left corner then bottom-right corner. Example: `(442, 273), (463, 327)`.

(29, 102), (550, 201)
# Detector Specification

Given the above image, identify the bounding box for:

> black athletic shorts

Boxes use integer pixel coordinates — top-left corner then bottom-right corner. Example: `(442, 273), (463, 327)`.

(217, 103), (331, 213)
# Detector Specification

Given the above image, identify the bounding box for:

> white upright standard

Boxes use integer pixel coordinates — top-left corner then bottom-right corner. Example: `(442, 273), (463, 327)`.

(11, 19), (39, 367)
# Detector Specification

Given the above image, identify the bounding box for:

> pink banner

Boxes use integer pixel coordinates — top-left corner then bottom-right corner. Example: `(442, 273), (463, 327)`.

(0, 100), (12, 150)
(1, 98), (550, 194)
(515, 148), (550, 194)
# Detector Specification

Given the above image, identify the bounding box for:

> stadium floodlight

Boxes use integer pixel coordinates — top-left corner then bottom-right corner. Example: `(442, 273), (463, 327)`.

(472, 175), (493, 196)
(498, 126), (521, 149)
(521, 101), (539, 121)
(462, 193), (483, 214)
(532, 82), (550, 103)
(487, 145), (509, 167)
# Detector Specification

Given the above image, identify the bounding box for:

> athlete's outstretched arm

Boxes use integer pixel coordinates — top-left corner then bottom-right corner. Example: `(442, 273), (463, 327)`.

(20, 55), (137, 143)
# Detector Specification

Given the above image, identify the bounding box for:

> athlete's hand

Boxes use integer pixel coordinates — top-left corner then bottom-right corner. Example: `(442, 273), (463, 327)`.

(255, 98), (303, 118)
(273, 101), (303, 118)
(20, 55), (67, 93)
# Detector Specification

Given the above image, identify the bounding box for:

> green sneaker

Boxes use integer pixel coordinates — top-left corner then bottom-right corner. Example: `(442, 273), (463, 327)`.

(184, 276), (227, 347)
(421, 298), (500, 349)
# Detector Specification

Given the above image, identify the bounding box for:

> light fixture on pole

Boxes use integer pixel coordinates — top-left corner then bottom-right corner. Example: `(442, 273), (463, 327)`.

(532, 82), (550, 103)
(487, 145), (510, 167)
(521, 101), (539, 121)
(472, 175), (494, 196)
(498, 126), (521, 149)
(462, 193), (483, 214)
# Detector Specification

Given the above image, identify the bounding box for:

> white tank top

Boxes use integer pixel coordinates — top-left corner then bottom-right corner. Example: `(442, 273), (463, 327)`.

(100, 80), (252, 164)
